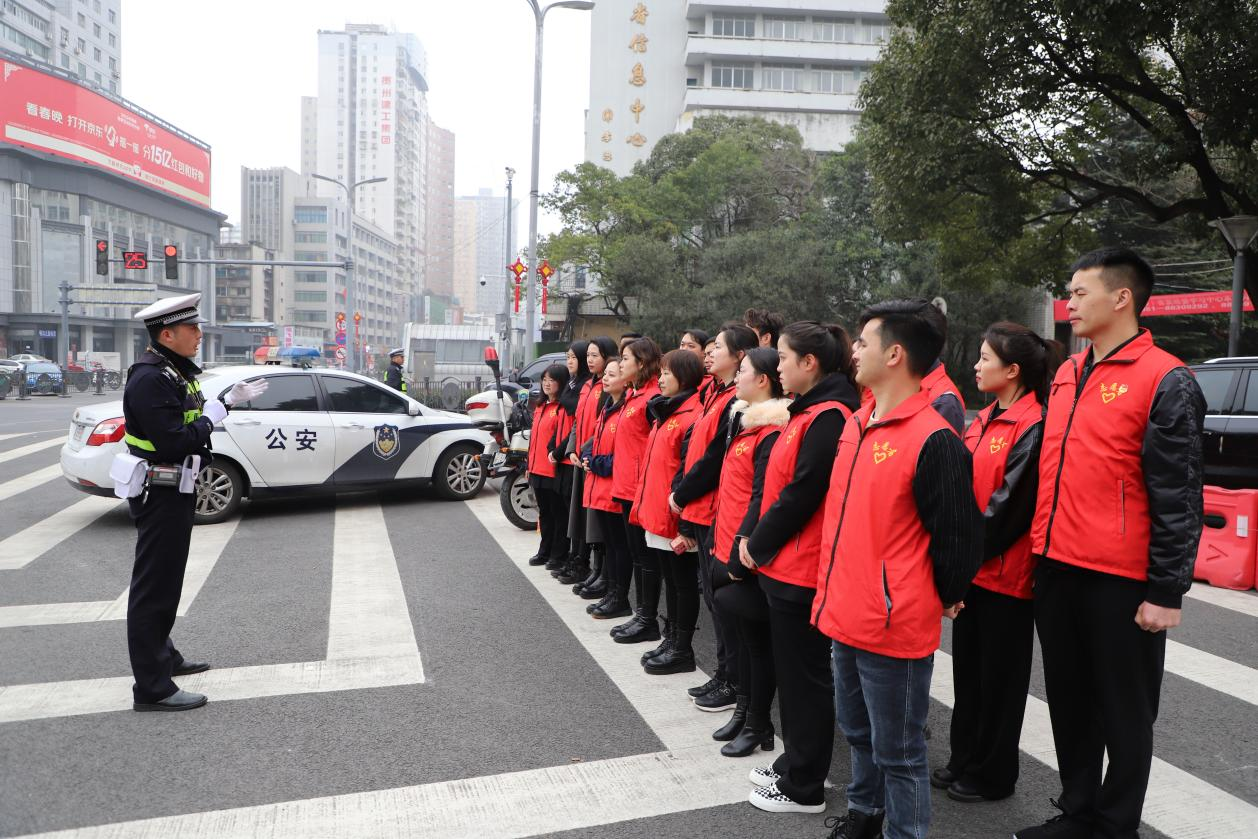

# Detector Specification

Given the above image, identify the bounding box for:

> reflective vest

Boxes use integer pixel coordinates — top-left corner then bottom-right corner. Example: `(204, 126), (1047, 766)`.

(123, 376), (204, 453)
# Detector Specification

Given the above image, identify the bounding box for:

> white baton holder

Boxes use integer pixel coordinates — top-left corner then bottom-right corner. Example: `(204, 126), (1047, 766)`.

(109, 453), (148, 499)
(178, 455), (201, 494)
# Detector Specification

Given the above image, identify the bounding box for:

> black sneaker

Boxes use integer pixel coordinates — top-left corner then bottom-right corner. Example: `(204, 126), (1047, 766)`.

(687, 677), (719, 698)
(1013, 800), (1091, 839)
(824, 809), (885, 839)
(693, 680), (737, 712)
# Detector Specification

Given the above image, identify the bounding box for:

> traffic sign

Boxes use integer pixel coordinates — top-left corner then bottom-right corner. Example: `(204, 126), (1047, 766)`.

(335, 347), (346, 361)
(335, 332), (347, 346)
(122, 251), (148, 270)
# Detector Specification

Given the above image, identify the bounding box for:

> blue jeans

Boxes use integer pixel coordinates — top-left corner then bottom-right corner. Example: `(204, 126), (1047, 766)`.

(832, 640), (933, 839)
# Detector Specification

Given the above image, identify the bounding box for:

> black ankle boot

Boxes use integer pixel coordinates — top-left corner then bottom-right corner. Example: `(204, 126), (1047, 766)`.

(611, 612), (645, 637)
(558, 554), (589, 585)
(614, 613), (660, 643)
(577, 577), (607, 600)
(586, 591), (613, 614)
(550, 554), (573, 578)
(544, 554), (565, 572)
(527, 552), (547, 567)
(712, 694), (748, 741)
(641, 619), (674, 664)
(574, 548), (602, 594)
(642, 627), (694, 670)
(590, 584), (631, 619)
(720, 712), (775, 757)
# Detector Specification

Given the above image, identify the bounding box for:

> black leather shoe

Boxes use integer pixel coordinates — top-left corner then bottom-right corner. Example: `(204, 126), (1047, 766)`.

(586, 593), (613, 614)
(823, 809), (885, 839)
(173, 660), (210, 676)
(641, 619), (674, 664)
(576, 579), (607, 600)
(133, 689), (208, 712)
(694, 680), (737, 711)
(544, 555), (565, 572)
(591, 599), (631, 619)
(712, 694), (747, 741)
(642, 645), (694, 671)
(930, 767), (958, 790)
(688, 677), (720, 698)
(611, 614), (645, 637)
(557, 558), (589, 585)
(720, 713), (775, 757)
(947, 779), (1011, 803)
(614, 615), (660, 643)
(527, 553), (547, 567)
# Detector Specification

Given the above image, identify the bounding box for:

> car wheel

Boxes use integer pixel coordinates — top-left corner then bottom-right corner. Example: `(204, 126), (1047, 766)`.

(73, 372), (90, 392)
(195, 460), (243, 524)
(0, 372), (10, 397)
(105, 371), (121, 391)
(433, 444), (486, 500)
(499, 467), (538, 530)
(35, 373), (55, 395)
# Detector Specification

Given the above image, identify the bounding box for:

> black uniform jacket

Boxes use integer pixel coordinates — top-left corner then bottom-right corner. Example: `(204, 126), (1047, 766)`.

(122, 347), (214, 465)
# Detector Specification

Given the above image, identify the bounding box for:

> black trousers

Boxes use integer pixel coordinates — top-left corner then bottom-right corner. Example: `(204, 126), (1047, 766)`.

(619, 502), (654, 614)
(531, 477), (568, 562)
(1034, 561), (1166, 839)
(694, 524), (739, 686)
(598, 506), (631, 602)
(766, 588), (834, 806)
(947, 583), (1034, 797)
(657, 547), (699, 630)
(715, 576), (775, 719)
(127, 486), (196, 703)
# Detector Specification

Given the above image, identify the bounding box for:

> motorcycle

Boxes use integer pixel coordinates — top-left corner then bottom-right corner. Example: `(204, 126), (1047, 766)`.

(473, 348), (538, 531)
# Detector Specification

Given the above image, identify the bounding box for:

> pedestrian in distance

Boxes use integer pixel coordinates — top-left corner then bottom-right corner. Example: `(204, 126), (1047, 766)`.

(548, 340), (591, 581)
(741, 321), (861, 815)
(526, 364), (570, 570)
(935, 322), (1062, 805)
(121, 292), (267, 712)
(570, 337), (619, 599)
(678, 328), (712, 401)
(745, 308), (786, 350)
(584, 359), (632, 619)
(1016, 247), (1206, 839)
(813, 300), (983, 838)
(710, 347), (791, 757)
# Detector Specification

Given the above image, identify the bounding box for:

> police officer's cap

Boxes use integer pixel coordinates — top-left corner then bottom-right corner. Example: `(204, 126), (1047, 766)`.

(133, 292), (208, 329)
(389, 347), (405, 357)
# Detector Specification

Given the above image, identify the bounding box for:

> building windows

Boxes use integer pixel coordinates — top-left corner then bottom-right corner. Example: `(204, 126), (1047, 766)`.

(294, 206), (328, 224)
(711, 63), (753, 89)
(93, 22), (100, 36)
(93, 47), (100, 60)
(108, 8), (115, 23)
(762, 63), (806, 92)
(295, 271), (327, 283)
(108, 56), (115, 70)
(1, 22), (50, 58)
(77, 12), (85, 26)
(814, 17), (858, 43)
(295, 290), (327, 303)
(293, 310), (326, 323)
(711, 14), (754, 38)
(295, 231), (328, 243)
(863, 22), (891, 44)
(108, 32), (115, 46)
(813, 66), (865, 95)
(76, 36), (85, 51)
(764, 16), (805, 41)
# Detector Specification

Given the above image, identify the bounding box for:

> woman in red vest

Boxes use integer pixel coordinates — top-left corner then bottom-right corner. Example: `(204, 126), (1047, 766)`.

(740, 321), (861, 815)
(569, 336), (618, 599)
(632, 350), (704, 673)
(936, 322), (1062, 805)
(527, 364), (571, 569)
(583, 358), (630, 618)
(711, 347), (790, 757)
(669, 324), (760, 711)
(549, 340), (592, 582)
(607, 338), (663, 642)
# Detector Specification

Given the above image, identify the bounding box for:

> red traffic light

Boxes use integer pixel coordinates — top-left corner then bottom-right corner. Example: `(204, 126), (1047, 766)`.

(164, 245), (178, 257)
(163, 244), (178, 280)
(95, 239), (109, 275)
(96, 240), (108, 253)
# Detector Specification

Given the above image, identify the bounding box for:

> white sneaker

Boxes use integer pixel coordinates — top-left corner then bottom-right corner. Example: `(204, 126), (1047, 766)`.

(748, 782), (826, 814)
(748, 765), (780, 787)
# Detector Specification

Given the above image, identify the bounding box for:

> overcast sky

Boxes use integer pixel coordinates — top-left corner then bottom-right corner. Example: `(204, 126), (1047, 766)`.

(120, 0), (593, 238)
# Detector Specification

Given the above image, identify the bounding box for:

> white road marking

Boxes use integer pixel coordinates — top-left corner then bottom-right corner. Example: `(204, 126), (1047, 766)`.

(1166, 639), (1258, 707)
(0, 432), (34, 442)
(0, 496), (122, 570)
(1185, 584), (1258, 618)
(0, 437), (64, 465)
(0, 518), (240, 628)
(0, 465), (63, 504)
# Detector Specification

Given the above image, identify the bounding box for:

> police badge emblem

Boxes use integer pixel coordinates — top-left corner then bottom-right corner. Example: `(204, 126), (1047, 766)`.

(373, 424), (401, 460)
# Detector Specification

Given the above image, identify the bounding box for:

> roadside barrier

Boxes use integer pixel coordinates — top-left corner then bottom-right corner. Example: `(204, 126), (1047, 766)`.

(1194, 486), (1258, 590)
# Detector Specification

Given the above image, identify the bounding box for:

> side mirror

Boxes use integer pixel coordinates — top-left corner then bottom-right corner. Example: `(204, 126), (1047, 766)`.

(407, 402), (421, 416)
(517, 375), (531, 386)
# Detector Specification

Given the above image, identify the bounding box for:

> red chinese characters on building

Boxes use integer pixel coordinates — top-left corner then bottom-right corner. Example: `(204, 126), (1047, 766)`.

(380, 75), (392, 146)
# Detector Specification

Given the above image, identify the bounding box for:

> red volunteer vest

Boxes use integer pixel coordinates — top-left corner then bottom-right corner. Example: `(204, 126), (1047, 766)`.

(812, 390), (953, 659)
(680, 383), (738, 527)
(583, 397), (625, 513)
(964, 392), (1043, 600)
(1031, 330), (1186, 581)
(758, 398), (851, 589)
(527, 401), (562, 479)
(611, 380), (660, 502)
(573, 379), (604, 452)
(631, 393), (702, 538)
(712, 401), (787, 569)
(923, 364), (965, 434)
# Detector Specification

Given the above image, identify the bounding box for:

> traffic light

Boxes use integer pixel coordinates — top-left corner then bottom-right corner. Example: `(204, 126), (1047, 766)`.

(163, 244), (178, 280)
(95, 240), (108, 276)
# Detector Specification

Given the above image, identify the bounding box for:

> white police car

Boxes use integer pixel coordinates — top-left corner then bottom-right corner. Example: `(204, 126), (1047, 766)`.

(61, 366), (491, 524)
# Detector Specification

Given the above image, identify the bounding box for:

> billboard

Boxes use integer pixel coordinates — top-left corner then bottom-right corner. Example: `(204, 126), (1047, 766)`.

(0, 60), (211, 208)
(1054, 291), (1255, 321)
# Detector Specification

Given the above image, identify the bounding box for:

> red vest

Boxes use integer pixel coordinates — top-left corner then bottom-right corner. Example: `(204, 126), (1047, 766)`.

(812, 390), (954, 659)
(758, 398), (851, 589)
(573, 379), (604, 452)
(583, 397), (625, 513)
(631, 393), (702, 538)
(611, 380), (660, 502)
(680, 383), (738, 527)
(923, 364), (965, 434)
(964, 392), (1043, 600)
(527, 401), (562, 479)
(1031, 330), (1187, 581)
(712, 399), (790, 569)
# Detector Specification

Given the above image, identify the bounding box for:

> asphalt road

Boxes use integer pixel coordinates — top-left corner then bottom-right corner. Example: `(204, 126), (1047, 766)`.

(0, 394), (1254, 838)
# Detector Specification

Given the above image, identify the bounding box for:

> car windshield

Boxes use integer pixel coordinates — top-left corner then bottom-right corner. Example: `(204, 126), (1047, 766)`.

(26, 363), (58, 373)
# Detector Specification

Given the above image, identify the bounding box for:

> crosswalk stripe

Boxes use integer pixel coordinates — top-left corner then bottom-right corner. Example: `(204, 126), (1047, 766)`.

(1165, 639), (1258, 706)
(0, 496), (121, 570)
(0, 432), (34, 442)
(1185, 584), (1258, 618)
(0, 464), (63, 504)
(0, 437), (63, 465)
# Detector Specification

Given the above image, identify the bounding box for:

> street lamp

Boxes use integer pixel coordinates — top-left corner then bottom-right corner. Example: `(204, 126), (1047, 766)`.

(504, 166), (516, 370)
(312, 173), (387, 372)
(523, 0), (595, 363)
(1210, 215), (1258, 357)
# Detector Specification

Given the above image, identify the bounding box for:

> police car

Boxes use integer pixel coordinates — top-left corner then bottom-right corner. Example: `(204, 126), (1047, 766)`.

(61, 366), (492, 524)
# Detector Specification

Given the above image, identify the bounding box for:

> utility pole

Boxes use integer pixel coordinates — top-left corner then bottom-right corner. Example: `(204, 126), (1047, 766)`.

(504, 167), (515, 370)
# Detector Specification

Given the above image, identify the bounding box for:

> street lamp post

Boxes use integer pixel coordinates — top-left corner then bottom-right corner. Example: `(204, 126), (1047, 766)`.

(1210, 216), (1258, 358)
(524, 0), (595, 363)
(504, 166), (515, 371)
(312, 173), (387, 372)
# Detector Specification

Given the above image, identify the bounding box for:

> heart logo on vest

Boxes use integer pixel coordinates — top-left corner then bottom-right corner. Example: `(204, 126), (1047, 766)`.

(989, 435), (1007, 455)
(734, 441), (750, 457)
(1099, 382), (1128, 404)
(608, 423), (617, 433)
(872, 441), (897, 464)
(625, 406), (637, 418)
(665, 418), (679, 432)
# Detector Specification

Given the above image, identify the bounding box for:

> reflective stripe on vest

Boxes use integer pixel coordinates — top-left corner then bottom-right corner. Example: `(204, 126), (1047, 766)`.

(126, 381), (203, 453)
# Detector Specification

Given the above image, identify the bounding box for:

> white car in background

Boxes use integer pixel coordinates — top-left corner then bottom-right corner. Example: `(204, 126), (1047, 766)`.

(61, 366), (491, 524)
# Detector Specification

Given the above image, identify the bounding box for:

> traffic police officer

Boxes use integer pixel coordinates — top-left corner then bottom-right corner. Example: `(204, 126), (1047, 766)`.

(122, 293), (266, 711)
(384, 347), (407, 392)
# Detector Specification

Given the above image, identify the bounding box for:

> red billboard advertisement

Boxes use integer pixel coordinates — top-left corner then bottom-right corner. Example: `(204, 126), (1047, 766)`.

(0, 59), (211, 207)
(1054, 290), (1255, 321)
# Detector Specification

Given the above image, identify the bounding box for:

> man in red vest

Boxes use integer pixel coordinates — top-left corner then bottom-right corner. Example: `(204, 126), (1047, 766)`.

(813, 299), (982, 839)
(1016, 248), (1205, 839)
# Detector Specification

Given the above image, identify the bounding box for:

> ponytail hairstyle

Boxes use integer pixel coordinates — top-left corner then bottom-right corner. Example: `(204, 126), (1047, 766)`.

(745, 347), (785, 398)
(982, 321), (1066, 404)
(780, 321), (854, 382)
(661, 349), (704, 392)
(624, 337), (662, 388)
(719, 322), (760, 358)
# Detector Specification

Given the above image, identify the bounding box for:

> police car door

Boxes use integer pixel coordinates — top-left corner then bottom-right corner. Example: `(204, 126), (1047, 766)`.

(319, 374), (426, 485)
(219, 373), (337, 487)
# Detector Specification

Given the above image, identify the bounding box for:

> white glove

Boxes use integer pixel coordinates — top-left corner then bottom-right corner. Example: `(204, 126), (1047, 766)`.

(225, 378), (268, 406)
(202, 399), (228, 423)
